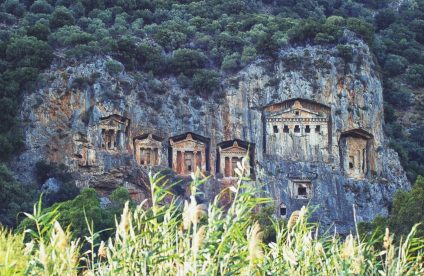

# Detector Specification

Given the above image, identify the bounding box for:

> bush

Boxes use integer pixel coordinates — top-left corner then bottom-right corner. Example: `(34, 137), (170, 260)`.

(0, 163), (37, 228)
(171, 48), (207, 75)
(30, 0), (53, 14)
(49, 26), (94, 47)
(49, 6), (75, 29)
(383, 54), (408, 76)
(18, 187), (134, 242)
(27, 21), (50, 41)
(346, 17), (374, 44)
(405, 64), (424, 87)
(5, 36), (53, 69)
(106, 59), (124, 75)
(336, 44), (353, 62)
(110, 36), (135, 68)
(241, 46), (257, 66)
(389, 176), (424, 237)
(191, 69), (220, 96)
(135, 43), (166, 74)
(221, 53), (240, 71)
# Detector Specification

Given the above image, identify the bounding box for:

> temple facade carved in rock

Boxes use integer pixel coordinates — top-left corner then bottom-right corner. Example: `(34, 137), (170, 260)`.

(134, 134), (162, 166)
(216, 139), (255, 178)
(99, 114), (130, 152)
(169, 132), (210, 176)
(264, 99), (331, 162)
(339, 128), (374, 179)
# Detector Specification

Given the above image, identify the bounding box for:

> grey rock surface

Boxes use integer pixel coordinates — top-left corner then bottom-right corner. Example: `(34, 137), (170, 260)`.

(13, 41), (410, 234)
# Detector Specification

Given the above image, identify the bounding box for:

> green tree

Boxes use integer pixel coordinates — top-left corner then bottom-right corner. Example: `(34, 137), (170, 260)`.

(346, 18), (374, 44)
(30, 0), (53, 14)
(135, 43), (166, 74)
(172, 48), (207, 75)
(6, 36), (53, 69)
(406, 64), (424, 87)
(18, 187), (134, 241)
(221, 53), (240, 71)
(49, 6), (75, 29)
(27, 21), (51, 41)
(383, 54), (408, 76)
(191, 69), (220, 96)
(241, 46), (257, 66)
(389, 176), (424, 237)
(0, 164), (37, 228)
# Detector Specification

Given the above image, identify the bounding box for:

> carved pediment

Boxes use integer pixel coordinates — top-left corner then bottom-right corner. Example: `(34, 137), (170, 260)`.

(134, 134), (162, 148)
(220, 141), (248, 155)
(287, 171), (318, 181)
(99, 114), (130, 129)
(169, 132), (208, 148)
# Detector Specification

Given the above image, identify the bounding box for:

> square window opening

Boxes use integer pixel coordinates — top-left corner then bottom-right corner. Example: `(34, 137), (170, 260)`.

(294, 125), (300, 133)
(305, 125), (311, 133)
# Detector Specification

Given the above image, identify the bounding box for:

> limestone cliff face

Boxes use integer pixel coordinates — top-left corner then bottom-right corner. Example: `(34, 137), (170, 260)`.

(14, 40), (409, 233)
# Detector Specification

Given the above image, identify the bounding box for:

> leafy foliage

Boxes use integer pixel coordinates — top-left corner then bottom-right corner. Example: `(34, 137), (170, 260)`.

(18, 187), (134, 242)
(359, 176), (424, 240)
(1, 171), (423, 274)
(0, 164), (36, 228)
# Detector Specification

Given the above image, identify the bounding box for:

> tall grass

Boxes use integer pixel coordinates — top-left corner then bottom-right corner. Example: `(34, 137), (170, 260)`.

(1, 160), (423, 275)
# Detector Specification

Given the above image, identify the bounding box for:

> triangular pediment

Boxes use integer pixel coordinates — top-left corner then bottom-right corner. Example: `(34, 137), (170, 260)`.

(100, 114), (129, 127)
(220, 141), (247, 152)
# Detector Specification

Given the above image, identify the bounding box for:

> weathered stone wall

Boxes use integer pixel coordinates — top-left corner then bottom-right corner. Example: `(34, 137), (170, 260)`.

(14, 40), (410, 234)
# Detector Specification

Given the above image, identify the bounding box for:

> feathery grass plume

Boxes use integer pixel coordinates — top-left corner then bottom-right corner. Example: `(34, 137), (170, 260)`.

(182, 195), (207, 230)
(117, 201), (130, 239)
(98, 240), (107, 258)
(192, 225), (206, 255)
(248, 222), (264, 263)
(288, 210), (300, 229)
(341, 234), (355, 260)
(51, 221), (67, 250)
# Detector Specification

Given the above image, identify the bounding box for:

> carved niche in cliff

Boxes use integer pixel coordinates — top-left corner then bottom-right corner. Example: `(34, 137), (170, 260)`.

(134, 134), (162, 166)
(74, 133), (96, 168)
(99, 114), (130, 152)
(287, 171), (317, 200)
(264, 99), (331, 162)
(216, 139), (255, 178)
(169, 132), (210, 176)
(339, 128), (374, 179)
(279, 202), (287, 218)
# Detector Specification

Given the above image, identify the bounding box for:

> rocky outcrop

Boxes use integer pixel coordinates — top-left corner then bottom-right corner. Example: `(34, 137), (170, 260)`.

(14, 40), (410, 234)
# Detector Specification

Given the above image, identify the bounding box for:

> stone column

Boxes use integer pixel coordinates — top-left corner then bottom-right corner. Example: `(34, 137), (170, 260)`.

(110, 130), (116, 150)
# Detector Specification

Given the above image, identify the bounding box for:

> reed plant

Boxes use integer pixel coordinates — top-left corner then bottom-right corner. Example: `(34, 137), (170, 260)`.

(1, 159), (423, 275)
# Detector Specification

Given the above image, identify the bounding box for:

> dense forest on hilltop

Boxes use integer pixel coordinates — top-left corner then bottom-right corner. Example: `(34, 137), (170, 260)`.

(0, 0), (423, 234)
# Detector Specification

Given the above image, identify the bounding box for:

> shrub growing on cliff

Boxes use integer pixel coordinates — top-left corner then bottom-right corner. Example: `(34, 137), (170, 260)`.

(336, 44), (353, 62)
(191, 69), (220, 96)
(49, 6), (75, 29)
(171, 48), (207, 75)
(5, 36), (52, 69)
(405, 64), (424, 87)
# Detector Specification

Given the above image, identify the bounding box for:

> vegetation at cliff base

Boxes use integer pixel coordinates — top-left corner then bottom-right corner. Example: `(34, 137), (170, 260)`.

(0, 172), (423, 275)
(0, 0), (423, 182)
(360, 175), (424, 239)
